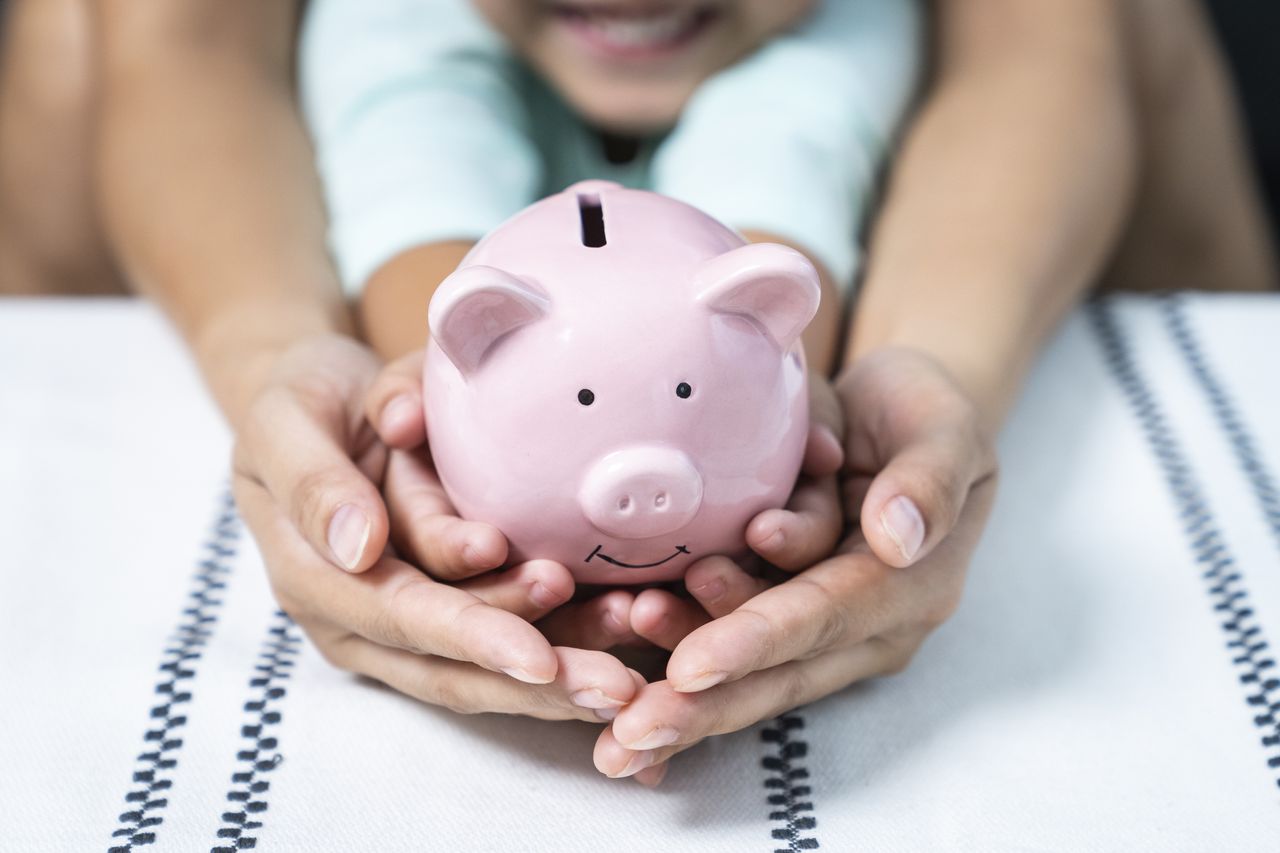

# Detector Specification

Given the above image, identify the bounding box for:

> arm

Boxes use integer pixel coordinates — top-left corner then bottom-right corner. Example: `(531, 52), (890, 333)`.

(96, 1), (639, 723)
(849, 0), (1137, 433)
(654, 0), (924, 372)
(96, 0), (351, 427)
(592, 0), (1141, 782)
(299, 0), (540, 359)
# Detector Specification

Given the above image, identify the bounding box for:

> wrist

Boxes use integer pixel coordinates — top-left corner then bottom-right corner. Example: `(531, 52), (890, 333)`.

(194, 296), (355, 428)
(838, 340), (1007, 443)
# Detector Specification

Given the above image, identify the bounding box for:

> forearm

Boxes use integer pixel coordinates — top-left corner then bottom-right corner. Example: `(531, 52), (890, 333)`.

(849, 0), (1136, 435)
(359, 241), (475, 361)
(96, 2), (351, 427)
(741, 230), (842, 374)
(358, 230), (842, 371)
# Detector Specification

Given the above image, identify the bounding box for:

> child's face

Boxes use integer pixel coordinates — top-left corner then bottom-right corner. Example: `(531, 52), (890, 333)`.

(471, 0), (816, 134)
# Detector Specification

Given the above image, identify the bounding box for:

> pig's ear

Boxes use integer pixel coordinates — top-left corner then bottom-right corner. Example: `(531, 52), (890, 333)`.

(429, 265), (549, 375)
(694, 243), (821, 352)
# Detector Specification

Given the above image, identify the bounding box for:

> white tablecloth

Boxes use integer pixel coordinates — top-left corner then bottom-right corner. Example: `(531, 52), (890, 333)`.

(2, 294), (1278, 852)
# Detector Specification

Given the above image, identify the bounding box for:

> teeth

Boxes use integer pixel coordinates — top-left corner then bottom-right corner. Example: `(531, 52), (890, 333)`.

(583, 10), (698, 48)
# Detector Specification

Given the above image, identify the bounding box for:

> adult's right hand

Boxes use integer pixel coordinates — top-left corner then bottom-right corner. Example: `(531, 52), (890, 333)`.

(232, 334), (641, 721)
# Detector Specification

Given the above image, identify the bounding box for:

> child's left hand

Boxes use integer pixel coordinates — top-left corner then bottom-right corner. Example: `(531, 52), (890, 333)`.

(593, 348), (999, 783)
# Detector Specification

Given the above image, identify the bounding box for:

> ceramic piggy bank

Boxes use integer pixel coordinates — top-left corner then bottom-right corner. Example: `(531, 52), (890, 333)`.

(423, 181), (819, 584)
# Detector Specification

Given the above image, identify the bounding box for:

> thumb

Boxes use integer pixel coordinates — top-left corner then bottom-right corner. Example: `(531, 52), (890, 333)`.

(365, 349), (427, 449)
(858, 417), (995, 568)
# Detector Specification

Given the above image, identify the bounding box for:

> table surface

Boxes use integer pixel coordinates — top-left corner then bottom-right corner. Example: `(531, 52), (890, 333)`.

(2, 294), (1279, 853)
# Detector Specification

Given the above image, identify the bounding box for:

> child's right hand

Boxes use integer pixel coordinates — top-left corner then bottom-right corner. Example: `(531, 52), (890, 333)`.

(364, 349), (654, 653)
(233, 335), (642, 723)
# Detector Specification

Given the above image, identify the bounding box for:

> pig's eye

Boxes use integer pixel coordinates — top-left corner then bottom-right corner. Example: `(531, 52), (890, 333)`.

(676, 382), (693, 399)
(578, 388), (595, 406)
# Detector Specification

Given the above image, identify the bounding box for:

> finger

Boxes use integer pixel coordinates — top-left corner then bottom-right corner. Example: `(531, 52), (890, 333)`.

(629, 588), (710, 651)
(632, 760), (670, 788)
(802, 374), (844, 477)
(236, 378), (389, 575)
(683, 556), (771, 619)
(667, 550), (890, 691)
(746, 474), (842, 571)
(383, 448), (508, 579)
(858, 421), (994, 568)
(240, 480), (557, 682)
(554, 646), (642, 721)
(837, 358), (995, 568)
(365, 350), (427, 449)
(600, 641), (894, 774)
(538, 589), (637, 650)
(334, 640), (638, 722)
(457, 559), (575, 621)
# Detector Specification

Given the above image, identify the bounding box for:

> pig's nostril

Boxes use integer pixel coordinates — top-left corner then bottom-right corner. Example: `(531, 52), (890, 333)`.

(654, 492), (668, 509)
(618, 495), (631, 512)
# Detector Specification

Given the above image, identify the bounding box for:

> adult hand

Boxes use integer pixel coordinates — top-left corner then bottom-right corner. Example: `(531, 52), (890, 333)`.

(593, 347), (998, 779)
(233, 335), (640, 721)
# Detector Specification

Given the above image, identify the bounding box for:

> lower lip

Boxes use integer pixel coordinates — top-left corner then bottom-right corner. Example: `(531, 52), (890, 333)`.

(552, 5), (717, 61)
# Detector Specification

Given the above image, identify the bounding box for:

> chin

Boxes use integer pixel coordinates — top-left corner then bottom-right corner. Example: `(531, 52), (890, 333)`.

(555, 77), (699, 136)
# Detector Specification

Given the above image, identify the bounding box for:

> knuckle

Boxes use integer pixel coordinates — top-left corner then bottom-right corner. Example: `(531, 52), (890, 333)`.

(291, 470), (345, 538)
(880, 639), (921, 676)
(417, 669), (475, 715)
(792, 575), (852, 651)
(369, 580), (423, 651)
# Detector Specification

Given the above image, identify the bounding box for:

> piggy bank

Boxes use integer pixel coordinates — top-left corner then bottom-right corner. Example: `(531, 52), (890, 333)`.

(423, 181), (819, 584)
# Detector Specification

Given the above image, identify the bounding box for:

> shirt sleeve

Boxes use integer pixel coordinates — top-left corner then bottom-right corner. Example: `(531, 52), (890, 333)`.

(651, 0), (923, 292)
(299, 0), (541, 295)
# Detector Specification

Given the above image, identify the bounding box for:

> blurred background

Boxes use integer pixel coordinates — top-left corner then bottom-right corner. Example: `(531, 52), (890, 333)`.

(1205, 0), (1279, 248)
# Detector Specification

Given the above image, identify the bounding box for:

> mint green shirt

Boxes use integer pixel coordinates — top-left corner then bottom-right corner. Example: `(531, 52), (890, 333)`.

(301, 0), (921, 295)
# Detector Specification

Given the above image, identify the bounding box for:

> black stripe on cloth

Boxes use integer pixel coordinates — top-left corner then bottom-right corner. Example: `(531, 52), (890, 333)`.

(109, 491), (240, 853)
(762, 714), (819, 851)
(1090, 298), (1280, 789)
(1161, 294), (1280, 555)
(210, 610), (303, 853)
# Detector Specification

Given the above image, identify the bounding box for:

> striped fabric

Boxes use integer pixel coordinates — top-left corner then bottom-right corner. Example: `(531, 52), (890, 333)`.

(1, 294), (1277, 851)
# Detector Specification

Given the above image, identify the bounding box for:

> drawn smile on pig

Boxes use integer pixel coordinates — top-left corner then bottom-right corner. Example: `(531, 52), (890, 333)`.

(584, 544), (691, 569)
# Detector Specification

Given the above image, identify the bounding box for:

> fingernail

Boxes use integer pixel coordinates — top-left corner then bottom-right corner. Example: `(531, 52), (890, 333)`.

(462, 543), (492, 571)
(880, 495), (925, 563)
(529, 582), (564, 609)
(612, 750), (656, 778)
(757, 528), (785, 553)
(676, 670), (727, 692)
(603, 610), (628, 635)
(634, 761), (669, 788)
(625, 726), (679, 750)
(380, 394), (418, 434)
(570, 688), (625, 711)
(692, 577), (726, 604)
(595, 707), (619, 722)
(501, 666), (551, 685)
(327, 504), (371, 571)
(816, 425), (843, 461)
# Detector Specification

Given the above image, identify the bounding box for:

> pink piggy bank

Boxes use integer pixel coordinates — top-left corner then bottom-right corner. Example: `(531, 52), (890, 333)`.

(423, 181), (820, 584)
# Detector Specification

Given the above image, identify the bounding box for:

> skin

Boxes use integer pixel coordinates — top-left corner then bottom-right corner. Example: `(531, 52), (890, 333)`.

(469, 0), (817, 134)
(1, 0), (1274, 789)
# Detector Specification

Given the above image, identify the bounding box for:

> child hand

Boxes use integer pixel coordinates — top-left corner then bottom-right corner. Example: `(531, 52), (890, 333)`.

(234, 335), (640, 721)
(591, 347), (999, 781)
(364, 349), (653, 651)
(616, 372), (846, 652)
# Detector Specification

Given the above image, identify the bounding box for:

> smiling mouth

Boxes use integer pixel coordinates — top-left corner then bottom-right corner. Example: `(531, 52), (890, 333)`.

(585, 544), (690, 569)
(551, 4), (718, 60)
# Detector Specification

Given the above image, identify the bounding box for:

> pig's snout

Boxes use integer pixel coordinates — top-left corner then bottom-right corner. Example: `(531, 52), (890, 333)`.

(579, 447), (703, 539)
